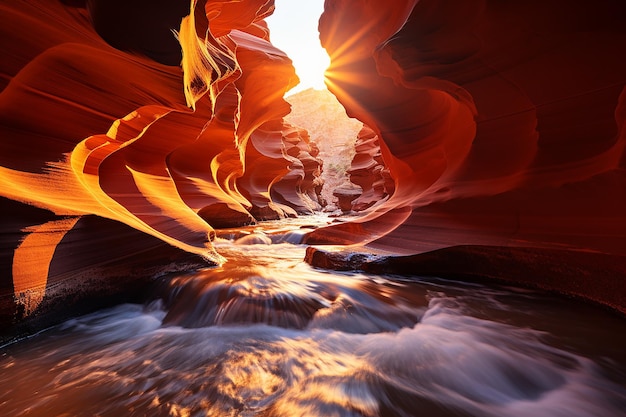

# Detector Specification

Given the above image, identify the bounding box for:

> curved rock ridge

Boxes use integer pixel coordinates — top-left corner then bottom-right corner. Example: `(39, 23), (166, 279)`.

(305, 246), (626, 314)
(309, 0), (626, 258)
(2, 0), (626, 330)
(0, 0), (319, 327)
(240, 120), (323, 220)
(348, 125), (394, 212)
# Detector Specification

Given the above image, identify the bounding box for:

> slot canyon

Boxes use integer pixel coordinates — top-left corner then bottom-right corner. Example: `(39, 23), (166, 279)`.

(0, 1), (625, 416)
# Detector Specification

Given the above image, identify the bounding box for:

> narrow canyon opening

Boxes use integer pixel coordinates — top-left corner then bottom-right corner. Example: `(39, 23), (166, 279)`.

(286, 88), (372, 214)
(1, 1), (625, 416)
(267, 0), (392, 214)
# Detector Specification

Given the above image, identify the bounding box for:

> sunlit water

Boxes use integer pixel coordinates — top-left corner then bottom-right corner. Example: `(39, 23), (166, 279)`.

(1, 217), (625, 416)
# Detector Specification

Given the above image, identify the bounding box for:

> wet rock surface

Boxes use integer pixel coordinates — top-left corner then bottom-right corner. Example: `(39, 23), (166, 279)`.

(305, 245), (626, 315)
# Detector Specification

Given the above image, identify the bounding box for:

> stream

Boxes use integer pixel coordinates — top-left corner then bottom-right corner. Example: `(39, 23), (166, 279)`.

(1, 217), (625, 416)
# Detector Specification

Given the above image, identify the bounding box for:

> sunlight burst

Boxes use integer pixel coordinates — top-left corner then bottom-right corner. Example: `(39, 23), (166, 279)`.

(266, 0), (329, 93)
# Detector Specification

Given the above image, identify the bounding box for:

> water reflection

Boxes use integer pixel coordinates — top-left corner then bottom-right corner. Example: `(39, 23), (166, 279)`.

(1, 222), (625, 416)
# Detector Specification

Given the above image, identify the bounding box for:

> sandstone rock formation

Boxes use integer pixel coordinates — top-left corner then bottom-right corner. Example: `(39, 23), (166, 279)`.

(302, 0), (626, 311)
(285, 88), (363, 211)
(0, 0), (320, 331)
(286, 91), (392, 213)
(348, 125), (394, 211)
(307, 0), (626, 258)
(1, 0), (625, 332)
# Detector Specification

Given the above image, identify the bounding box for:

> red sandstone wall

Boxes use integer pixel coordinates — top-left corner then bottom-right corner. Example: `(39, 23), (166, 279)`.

(308, 0), (626, 256)
(348, 125), (394, 211)
(2, 0), (625, 327)
(0, 0), (320, 325)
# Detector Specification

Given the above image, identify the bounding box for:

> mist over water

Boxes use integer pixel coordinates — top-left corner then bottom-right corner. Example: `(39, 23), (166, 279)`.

(1, 219), (625, 416)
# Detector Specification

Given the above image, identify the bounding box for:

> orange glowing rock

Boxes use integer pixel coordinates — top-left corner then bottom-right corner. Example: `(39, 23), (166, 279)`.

(2, 0), (626, 329)
(0, 0), (321, 327)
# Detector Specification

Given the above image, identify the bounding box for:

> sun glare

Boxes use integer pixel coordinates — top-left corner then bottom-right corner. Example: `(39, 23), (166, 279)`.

(266, 0), (329, 93)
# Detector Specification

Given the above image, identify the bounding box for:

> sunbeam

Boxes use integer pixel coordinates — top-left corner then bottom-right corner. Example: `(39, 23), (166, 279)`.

(266, 0), (330, 93)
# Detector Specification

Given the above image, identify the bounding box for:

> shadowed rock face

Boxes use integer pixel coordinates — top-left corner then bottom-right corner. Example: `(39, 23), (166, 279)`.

(310, 0), (626, 258)
(87, 0), (191, 65)
(1, 0), (625, 331)
(348, 125), (394, 211)
(300, 0), (626, 312)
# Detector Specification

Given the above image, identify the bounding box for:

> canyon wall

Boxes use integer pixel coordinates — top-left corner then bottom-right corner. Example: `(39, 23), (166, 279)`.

(304, 0), (626, 311)
(348, 125), (394, 212)
(0, 0), (321, 331)
(308, 0), (626, 256)
(1, 0), (625, 331)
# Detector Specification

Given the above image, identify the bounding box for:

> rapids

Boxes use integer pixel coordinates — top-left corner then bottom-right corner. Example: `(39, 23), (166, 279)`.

(1, 217), (625, 416)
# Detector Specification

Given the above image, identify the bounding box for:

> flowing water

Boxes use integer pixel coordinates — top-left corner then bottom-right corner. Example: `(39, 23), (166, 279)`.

(1, 217), (625, 416)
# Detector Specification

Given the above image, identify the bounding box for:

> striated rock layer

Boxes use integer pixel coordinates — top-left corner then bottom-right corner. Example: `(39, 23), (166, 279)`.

(285, 88), (363, 211)
(348, 125), (394, 211)
(1, 0), (626, 332)
(311, 0), (626, 253)
(0, 0), (321, 332)
(303, 0), (626, 311)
